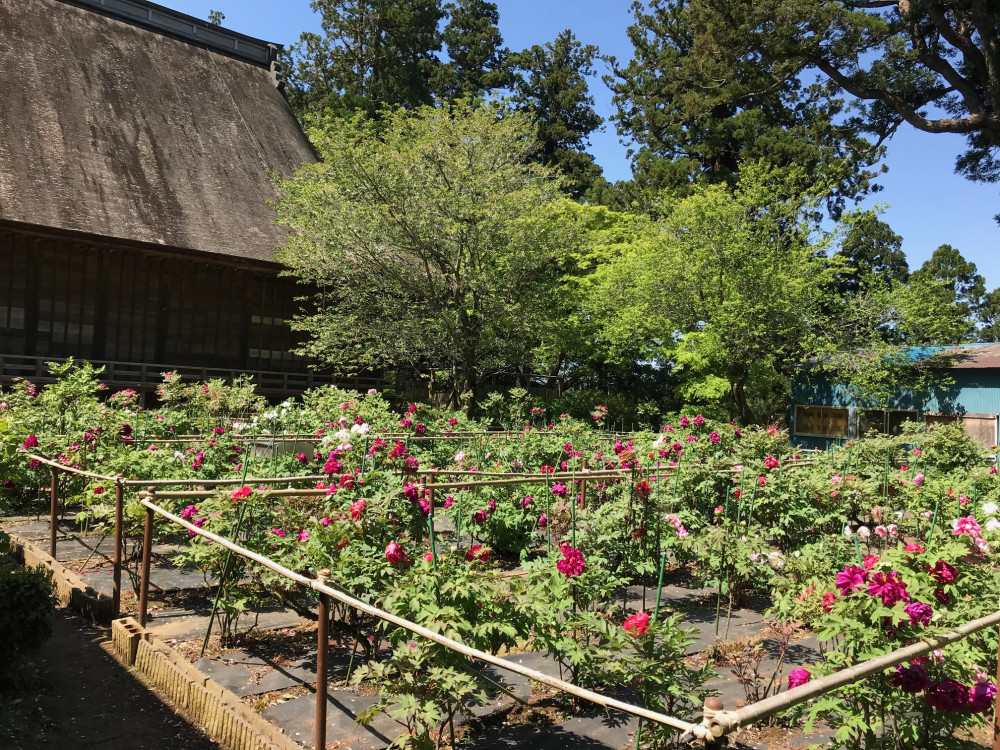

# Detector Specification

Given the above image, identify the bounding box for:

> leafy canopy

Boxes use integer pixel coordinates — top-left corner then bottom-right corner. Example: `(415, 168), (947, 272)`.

(274, 101), (580, 410)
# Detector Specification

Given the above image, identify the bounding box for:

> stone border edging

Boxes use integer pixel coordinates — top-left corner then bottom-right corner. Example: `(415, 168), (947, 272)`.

(8, 530), (115, 623)
(110, 617), (304, 750)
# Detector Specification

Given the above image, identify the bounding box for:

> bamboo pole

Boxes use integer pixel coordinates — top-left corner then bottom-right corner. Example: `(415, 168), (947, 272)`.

(708, 608), (1000, 737)
(29, 453), (115, 482)
(137, 495), (707, 738)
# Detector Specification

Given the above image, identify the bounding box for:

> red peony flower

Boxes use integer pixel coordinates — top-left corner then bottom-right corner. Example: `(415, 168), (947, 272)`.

(623, 612), (650, 636)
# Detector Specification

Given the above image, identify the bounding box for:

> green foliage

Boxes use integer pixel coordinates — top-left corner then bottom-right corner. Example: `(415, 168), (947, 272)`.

(0, 558), (55, 690)
(607, 0), (882, 215)
(508, 30), (604, 199)
(275, 101), (582, 412)
(282, 0), (445, 117)
(587, 163), (829, 424)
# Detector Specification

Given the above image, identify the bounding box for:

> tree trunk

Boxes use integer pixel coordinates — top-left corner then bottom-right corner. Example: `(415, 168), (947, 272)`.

(730, 371), (755, 425)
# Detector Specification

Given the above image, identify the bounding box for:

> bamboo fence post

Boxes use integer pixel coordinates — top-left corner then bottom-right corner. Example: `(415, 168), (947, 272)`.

(138, 490), (155, 628)
(316, 568), (330, 750)
(49, 466), (58, 558)
(993, 624), (1000, 750)
(113, 474), (124, 617)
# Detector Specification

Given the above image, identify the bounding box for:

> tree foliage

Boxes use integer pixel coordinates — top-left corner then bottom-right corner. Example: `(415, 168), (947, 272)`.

(509, 30), (605, 199)
(662, 0), (1000, 193)
(282, 0), (445, 117)
(587, 164), (830, 424)
(274, 102), (579, 411)
(608, 0), (884, 215)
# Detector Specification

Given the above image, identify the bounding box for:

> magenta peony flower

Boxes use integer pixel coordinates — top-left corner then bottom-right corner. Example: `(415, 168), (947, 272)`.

(550, 482), (568, 498)
(925, 679), (970, 711)
(556, 544), (586, 577)
(904, 601), (933, 627)
(709, 431), (720, 444)
(538, 514), (548, 528)
(930, 560), (958, 584)
(20, 434), (38, 450)
(385, 542), (407, 565)
(889, 663), (931, 694)
(521, 496), (534, 509)
(787, 669), (811, 690)
(969, 681), (998, 713)
(835, 565), (867, 595)
(868, 570), (909, 607)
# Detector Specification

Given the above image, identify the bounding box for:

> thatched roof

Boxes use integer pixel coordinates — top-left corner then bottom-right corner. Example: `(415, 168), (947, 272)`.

(0, 0), (316, 264)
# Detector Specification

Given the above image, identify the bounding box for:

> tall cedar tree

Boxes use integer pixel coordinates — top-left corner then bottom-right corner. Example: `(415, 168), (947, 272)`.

(661, 0), (1000, 216)
(509, 30), (604, 200)
(608, 0), (882, 216)
(431, 0), (509, 102)
(282, 0), (444, 117)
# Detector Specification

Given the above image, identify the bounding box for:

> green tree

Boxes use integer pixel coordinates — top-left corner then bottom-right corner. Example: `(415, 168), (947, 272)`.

(274, 102), (579, 411)
(431, 0), (509, 102)
(830, 211), (909, 299)
(282, 0), (444, 117)
(662, 0), (1000, 209)
(509, 30), (604, 200)
(911, 244), (985, 318)
(977, 288), (1000, 342)
(207, 10), (224, 25)
(588, 163), (830, 423)
(608, 0), (882, 215)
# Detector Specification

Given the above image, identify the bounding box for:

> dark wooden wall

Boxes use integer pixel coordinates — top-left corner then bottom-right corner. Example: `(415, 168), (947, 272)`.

(0, 226), (309, 373)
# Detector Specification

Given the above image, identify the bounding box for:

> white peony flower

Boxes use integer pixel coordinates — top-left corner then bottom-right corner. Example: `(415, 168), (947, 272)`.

(983, 502), (999, 516)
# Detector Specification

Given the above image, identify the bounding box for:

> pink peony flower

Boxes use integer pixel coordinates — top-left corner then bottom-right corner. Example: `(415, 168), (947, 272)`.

(835, 565), (867, 595)
(868, 570), (909, 607)
(904, 601), (933, 627)
(787, 668), (811, 689)
(969, 681), (998, 713)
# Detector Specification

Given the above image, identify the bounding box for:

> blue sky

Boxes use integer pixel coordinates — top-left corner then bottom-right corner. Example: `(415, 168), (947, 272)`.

(170, 0), (1000, 288)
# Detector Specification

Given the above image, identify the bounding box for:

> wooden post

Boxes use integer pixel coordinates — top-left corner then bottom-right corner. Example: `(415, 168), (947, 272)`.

(113, 475), (124, 617)
(49, 466), (58, 559)
(138, 490), (155, 628)
(316, 569), (330, 750)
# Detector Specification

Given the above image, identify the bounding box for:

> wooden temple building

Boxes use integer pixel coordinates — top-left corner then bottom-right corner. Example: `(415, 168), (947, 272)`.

(0, 0), (340, 396)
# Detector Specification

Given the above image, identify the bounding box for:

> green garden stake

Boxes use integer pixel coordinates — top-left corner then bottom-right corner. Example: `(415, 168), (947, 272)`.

(973, 478), (978, 515)
(853, 533), (863, 567)
(428, 514), (438, 570)
(360, 435), (369, 480)
(927, 499), (941, 544)
(456, 492), (463, 548)
(571, 478), (577, 548)
(634, 720), (642, 750)
(545, 484), (551, 552)
(652, 549), (667, 623)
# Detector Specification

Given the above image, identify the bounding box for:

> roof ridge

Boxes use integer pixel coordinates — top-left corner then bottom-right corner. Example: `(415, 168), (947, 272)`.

(54, 0), (280, 68)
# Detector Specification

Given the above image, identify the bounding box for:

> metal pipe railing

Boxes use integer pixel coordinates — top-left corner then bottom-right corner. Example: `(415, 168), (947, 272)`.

(135, 493), (711, 743)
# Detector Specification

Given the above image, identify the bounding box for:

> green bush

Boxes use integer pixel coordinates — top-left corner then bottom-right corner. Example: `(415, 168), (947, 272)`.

(0, 554), (55, 689)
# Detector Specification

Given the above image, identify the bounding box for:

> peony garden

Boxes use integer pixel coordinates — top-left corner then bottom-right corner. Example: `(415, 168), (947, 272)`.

(2, 361), (1000, 750)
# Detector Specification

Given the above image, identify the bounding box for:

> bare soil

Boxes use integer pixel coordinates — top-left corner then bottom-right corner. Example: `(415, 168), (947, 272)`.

(0, 607), (220, 750)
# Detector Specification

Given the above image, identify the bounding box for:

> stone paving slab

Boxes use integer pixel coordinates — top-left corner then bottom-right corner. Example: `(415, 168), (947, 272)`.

(263, 690), (402, 750)
(146, 603), (307, 641)
(464, 708), (638, 750)
(193, 643), (365, 697)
